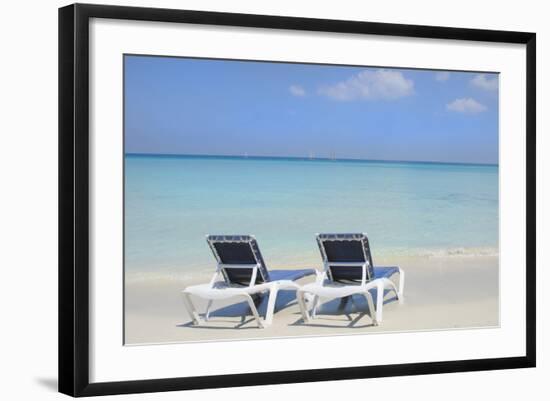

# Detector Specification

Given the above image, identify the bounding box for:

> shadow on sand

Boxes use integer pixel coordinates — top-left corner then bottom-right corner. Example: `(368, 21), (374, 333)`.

(177, 289), (299, 330)
(177, 288), (399, 330)
(289, 289), (398, 328)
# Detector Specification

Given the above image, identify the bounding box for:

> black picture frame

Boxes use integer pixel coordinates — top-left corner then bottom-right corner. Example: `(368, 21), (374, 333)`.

(59, 3), (536, 397)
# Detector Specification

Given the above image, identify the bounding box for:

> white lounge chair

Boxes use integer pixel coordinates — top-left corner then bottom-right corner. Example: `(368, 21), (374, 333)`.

(297, 233), (405, 325)
(182, 235), (315, 328)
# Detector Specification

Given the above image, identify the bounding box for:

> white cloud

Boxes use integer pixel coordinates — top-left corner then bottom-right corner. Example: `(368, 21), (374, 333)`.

(446, 98), (487, 113)
(289, 85), (306, 97)
(435, 71), (450, 82)
(470, 74), (499, 91)
(318, 69), (414, 101)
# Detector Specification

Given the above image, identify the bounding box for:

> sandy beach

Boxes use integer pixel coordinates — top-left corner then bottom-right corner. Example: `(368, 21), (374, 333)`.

(124, 254), (498, 345)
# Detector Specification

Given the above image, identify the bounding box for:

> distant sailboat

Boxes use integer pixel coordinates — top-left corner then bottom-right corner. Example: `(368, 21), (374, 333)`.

(309, 151), (315, 160)
(330, 151), (336, 161)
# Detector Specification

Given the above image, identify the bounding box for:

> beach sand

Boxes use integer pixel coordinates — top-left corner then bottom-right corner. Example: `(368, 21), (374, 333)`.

(124, 255), (498, 345)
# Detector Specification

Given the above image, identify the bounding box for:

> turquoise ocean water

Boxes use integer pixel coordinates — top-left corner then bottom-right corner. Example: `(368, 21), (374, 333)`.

(125, 154), (498, 280)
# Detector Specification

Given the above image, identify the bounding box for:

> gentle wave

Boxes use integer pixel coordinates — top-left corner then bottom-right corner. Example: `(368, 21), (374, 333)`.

(125, 246), (499, 284)
(375, 246), (499, 259)
(125, 270), (212, 285)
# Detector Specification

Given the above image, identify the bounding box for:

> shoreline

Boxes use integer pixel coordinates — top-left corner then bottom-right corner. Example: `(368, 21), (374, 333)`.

(125, 247), (499, 284)
(124, 247), (499, 283)
(125, 254), (499, 345)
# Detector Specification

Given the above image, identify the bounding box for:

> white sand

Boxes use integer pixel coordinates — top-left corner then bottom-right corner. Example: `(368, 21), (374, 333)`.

(124, 255), (498, 344)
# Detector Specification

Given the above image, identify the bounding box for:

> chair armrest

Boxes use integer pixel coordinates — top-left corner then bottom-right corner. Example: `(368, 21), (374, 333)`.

(315, 270), (327, 285)
(208, 271), (222, 287)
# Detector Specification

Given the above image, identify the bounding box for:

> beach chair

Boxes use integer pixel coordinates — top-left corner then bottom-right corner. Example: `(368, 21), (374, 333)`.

(297, 233), (405, 325)
(182, 235), (315, 328)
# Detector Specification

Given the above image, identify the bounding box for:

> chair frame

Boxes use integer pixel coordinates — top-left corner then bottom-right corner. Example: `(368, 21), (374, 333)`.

(297, 234), (405, 325)
(182, 236), (307, 328)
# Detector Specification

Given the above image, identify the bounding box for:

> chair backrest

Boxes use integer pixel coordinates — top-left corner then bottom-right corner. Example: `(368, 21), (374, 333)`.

(207, 235), (270, 285)
(316, 233), (374, 283)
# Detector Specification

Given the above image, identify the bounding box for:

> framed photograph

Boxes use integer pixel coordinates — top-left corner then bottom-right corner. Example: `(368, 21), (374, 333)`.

(58, 3), (536, 397)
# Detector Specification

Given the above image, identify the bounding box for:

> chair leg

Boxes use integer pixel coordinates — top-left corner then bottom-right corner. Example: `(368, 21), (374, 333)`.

(375, 281), (384, 323)
(264, 284), (279, 326)
(398, 268), (405, 303)
(243, 294), (264, 328)
(383, 278), (400, 301)
(297, 290), (311, 323)
(204, 300), (213, 321)
(364, 291), (378, 326)
(181, 292), (202, 325)
(312, 295), (320, 318)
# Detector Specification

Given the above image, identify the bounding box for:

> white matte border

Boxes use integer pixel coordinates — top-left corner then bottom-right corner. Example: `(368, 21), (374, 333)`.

(89, 18), (526, 383)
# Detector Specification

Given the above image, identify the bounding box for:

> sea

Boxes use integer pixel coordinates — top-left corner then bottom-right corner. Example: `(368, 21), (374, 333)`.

(124, 154), (499, 281)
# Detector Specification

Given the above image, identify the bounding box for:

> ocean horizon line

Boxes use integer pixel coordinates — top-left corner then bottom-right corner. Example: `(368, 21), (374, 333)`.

(125, 152), (498, 167)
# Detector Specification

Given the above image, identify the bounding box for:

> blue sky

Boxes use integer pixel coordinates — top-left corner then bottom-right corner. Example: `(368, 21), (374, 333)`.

(124, 55), (499, 164)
